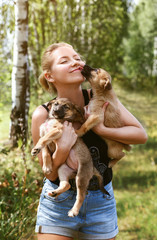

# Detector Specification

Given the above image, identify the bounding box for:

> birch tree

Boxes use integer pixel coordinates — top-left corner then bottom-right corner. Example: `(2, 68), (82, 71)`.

(10, 0), (29, 147)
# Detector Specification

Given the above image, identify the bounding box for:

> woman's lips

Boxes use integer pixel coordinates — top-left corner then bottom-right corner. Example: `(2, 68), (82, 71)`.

(71, 67), (83, 72)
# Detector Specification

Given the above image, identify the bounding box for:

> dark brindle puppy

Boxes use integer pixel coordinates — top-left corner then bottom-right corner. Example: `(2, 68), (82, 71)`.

(31, 98), (108, 217)
(76, 65), (131, 167)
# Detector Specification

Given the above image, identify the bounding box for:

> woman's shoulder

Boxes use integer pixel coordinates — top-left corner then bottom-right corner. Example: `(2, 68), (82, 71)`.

(32, 104), (49, 123)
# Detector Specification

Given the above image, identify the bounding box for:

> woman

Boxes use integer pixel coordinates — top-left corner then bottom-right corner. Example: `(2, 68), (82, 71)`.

(31, 42), (147, 240)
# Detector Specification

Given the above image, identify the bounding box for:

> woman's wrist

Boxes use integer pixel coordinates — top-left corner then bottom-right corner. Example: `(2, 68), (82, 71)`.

(52, 145), (70, 168)
(92, 122), (106, 136)
(93, 124), (147, 145)
(55, 143), (71, 155)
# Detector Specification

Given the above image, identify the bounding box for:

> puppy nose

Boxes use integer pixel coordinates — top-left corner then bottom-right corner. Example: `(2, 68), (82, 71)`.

(54, 107), (64, 118)
(54, 106), (61, 113)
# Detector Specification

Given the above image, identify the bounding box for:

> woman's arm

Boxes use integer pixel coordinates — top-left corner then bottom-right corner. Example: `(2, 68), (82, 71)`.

(92, 100), (148, 145)
(31, 106), (77, 181)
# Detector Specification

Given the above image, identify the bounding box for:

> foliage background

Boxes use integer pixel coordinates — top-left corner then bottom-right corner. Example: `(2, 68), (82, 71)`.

(0, 0), (157, 239)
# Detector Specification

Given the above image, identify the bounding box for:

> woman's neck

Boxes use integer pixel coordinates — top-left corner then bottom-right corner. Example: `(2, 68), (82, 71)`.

(56, 85), (85, 107)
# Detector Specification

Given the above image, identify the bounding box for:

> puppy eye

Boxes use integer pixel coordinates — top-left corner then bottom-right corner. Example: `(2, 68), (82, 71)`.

(64, 104), (70, 109)
(54, 102), (59, 106)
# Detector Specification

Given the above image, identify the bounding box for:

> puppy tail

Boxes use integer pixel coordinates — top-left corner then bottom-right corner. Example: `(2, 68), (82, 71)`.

(93, 167), (110, 196)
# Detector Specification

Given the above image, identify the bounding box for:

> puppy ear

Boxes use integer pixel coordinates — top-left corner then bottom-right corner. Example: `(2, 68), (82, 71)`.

(47, 99), (56, 108)
(74, 105), (85, 123)
(100, 77), (112, 90)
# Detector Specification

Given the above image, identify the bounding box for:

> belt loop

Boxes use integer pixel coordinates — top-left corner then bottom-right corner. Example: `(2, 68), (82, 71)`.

(103, 193), (106, 198)
(39, 226), (42, 233)
(43, 177), (47, 186)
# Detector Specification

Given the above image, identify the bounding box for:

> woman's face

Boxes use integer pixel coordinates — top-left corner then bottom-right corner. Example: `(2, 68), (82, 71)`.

(49, 47), (85, 87)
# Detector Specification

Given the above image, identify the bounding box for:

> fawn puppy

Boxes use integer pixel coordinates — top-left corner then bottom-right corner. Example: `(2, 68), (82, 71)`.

(76, 65), (131, 167)
(31, 98), (109, 217)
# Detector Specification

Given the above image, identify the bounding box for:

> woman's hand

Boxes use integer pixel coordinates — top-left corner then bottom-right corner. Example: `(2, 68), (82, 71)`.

(52, 121), (78, 169)
(54, 121), (78, 151)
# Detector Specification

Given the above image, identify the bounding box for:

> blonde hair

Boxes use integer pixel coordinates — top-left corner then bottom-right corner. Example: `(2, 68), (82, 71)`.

(39, 42), (73, 93)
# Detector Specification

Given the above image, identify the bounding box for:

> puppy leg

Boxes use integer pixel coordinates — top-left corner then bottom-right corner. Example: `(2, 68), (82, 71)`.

(109, 144), (131, 168)
(107, 140), (125, 168)
(108, 154), (125, 168)
(68, 164), (93, 217)
(42, 146), (52, 174)
(108, 158), (123, 168)
(31, 127), (62, 156)
(76, 114), (100, 137)
(48, 164), (75, 197)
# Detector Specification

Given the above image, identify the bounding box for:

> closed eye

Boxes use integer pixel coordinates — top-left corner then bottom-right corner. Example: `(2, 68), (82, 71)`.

(60, 60), (68, 64)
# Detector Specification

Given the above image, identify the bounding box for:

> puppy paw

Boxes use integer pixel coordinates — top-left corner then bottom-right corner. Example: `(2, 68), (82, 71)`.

(31, 147), (41, 156)
(75, 129), (85, 137)
(108, 161), (115, 168)
(68, 208), (79, 217)
(108, 158), (120, 168)
(48, 191), (59, 197)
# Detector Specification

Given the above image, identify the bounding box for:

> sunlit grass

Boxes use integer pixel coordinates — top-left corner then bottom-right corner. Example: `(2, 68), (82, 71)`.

(112, 82), (157, 240)
(115, 188), (157, 240)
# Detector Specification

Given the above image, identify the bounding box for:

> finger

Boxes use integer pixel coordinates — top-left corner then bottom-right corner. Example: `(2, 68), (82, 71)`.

(68, 122), (72, 127)
(103, 102), (109, 110)
(84, 105), (88, 113)
(63, 121), (68, 126)
(86, 106), (90, 115)
(84, 106), (90, 118)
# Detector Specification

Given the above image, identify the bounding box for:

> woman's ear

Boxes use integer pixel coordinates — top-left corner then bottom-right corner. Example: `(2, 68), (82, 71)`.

(44, 72), (54, 82)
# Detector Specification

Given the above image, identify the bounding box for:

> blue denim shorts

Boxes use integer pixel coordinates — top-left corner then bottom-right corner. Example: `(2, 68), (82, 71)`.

(35, 178), (118, 239)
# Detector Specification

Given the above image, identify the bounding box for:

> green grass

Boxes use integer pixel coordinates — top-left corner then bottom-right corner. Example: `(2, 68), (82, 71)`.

(0, 109), (43, 239)
(0, 83), (157, 239)
(0, 146), (42, 240)
(113, 83), (157, 240)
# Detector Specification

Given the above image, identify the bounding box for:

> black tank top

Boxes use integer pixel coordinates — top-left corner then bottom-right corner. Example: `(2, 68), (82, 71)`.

(81, 89), (112, 185)
(42, 89), (112, 186)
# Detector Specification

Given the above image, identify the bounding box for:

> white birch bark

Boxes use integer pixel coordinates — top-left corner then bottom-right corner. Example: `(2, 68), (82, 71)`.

(152, 36), (157, 76)
(10, 0), (29, 146)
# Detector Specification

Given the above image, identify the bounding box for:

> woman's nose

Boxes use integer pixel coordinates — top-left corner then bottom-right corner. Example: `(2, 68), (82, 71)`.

(71, 59), (79, 66)
(80, 61), (85, 67)
(71, 59), (85, 67)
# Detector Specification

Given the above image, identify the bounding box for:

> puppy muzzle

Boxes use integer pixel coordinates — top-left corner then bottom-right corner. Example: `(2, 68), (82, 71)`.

(81, 64), (98, 79)
(52, 106), (65, 119)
